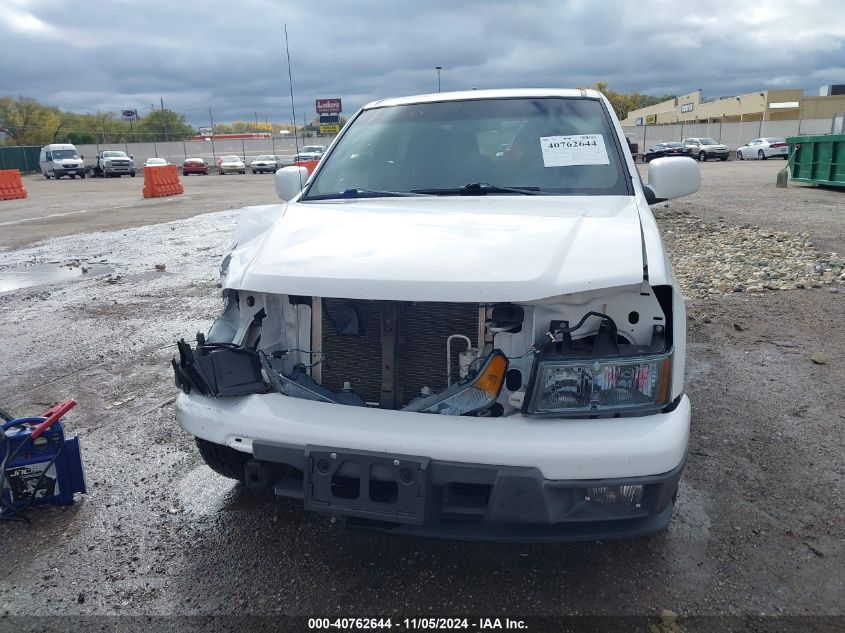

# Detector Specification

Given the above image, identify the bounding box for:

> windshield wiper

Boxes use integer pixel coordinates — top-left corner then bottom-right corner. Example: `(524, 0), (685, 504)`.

(412, 182), (551, 196)
(304, 188), (432, 200)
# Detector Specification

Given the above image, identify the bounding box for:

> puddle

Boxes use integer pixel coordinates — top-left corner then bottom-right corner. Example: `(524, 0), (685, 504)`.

(0, 262), (115, 293)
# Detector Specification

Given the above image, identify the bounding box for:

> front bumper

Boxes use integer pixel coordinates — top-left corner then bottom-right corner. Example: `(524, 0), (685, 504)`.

(176, 393), (690, 480)
(251, 442), (684, 541)
(54, 166), (85, 176)
(177, 393), (689, 541)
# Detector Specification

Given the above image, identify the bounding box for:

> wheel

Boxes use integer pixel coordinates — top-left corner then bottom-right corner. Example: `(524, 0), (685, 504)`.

(698, 151), (706, 162)
(642, 155), (649, 163)
(195, 438), (249, 481)
(0, 406), (15, 422)
(737, 151), (743, 160)
(783, 155), (789, 160)
(130, 171), (136, 177)
(43, 172), (50, 179)
(70, 174), (76, 179)
(720, 156), (728, 161)
(240, 170), (245, 174)
(80, 172), (85, 179)
(758, 150), (766, 160)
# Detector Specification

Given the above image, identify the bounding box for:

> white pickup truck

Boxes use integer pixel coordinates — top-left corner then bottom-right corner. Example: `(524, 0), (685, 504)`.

(173, 88), (700, 541)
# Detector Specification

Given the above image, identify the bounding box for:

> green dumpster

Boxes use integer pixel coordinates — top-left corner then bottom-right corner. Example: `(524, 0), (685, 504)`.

(787, 134), (845, 188)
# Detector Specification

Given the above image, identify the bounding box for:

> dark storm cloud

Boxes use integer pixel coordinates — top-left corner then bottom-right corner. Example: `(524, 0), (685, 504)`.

(1, 0), (844, 125)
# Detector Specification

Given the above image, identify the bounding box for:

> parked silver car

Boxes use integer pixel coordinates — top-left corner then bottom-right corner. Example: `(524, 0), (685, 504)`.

(736, 138), (789, 160)
(683, 138), (729, 162)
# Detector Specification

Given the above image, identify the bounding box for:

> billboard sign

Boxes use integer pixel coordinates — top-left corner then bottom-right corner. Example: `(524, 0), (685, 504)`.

(198, 126), (214, 136)
(319, 114), (340, 125)
(680, 103), (694, 113)
(644, 114), (657, 124)
(316, 98), (342, 114)
(121, 109), (138, 120)
(320, 124), (341, 135)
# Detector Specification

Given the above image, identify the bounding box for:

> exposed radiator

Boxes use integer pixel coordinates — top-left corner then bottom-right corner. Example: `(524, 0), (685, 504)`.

(319, 299), (479, 407)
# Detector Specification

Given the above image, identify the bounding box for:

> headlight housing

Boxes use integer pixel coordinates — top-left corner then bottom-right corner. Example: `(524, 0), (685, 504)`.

(524, 352), (672, 416)
(404, 351), (508, 415)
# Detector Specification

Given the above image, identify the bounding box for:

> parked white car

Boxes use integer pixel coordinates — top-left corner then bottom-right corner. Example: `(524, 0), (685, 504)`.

(736, 138), (789, 160)
(174, 88), (700, 541)
(250, 155), (280, 174)
(217, 155), (245, 175)
(144, 157), (168, 168)
(293, 145), (327, 161)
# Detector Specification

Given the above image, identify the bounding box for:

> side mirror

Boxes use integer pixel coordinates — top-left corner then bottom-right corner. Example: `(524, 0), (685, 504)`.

(275, 166), (309, 201)
(130, 154), (134, 159)
(80, 155), (84, 159)
(644, 157), (700, 203)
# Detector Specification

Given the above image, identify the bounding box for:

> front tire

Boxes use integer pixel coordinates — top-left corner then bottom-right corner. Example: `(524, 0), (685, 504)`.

(44, 172), (50, 179)
(720, 156), (728, 161)
(698, 151), (706, 162)
(737, 151), (744, 160)
(759, 150), (766, 160)
(195, 438), (249, 481)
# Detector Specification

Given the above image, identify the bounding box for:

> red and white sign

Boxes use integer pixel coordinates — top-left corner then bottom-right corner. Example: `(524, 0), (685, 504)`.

(316, 98), (342, 114)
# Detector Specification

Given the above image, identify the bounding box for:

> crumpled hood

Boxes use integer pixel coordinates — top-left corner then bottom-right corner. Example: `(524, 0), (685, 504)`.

(222, 196), (647, 302)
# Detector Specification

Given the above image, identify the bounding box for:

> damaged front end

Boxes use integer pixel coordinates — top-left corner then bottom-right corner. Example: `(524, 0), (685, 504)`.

(173, 283), (681, 420)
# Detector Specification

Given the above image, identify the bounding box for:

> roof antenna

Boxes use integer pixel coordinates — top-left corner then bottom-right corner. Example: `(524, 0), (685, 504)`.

(284, 23), (303, 192)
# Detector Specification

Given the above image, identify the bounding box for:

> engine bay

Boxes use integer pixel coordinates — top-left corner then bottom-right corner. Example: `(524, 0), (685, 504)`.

(173, 284), (675, 418)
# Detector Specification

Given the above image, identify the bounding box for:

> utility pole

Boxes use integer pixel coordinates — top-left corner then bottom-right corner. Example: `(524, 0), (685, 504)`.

(436, 66), (442, 92)
(254, 111), (260, 133)
(160, 97), (170, 142)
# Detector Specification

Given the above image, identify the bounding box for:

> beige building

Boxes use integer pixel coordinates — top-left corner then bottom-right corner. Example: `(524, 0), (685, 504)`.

(622, 88), (845, 125)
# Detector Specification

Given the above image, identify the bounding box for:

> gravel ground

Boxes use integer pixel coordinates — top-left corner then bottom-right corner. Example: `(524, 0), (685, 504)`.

(0, 160), (842, 631)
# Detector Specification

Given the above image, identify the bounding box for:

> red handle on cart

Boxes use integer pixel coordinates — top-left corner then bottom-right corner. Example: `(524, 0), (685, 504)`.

(30, 399), (77, 440)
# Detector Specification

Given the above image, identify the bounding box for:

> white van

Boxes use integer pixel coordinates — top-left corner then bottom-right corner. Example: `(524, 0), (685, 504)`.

(39, 144), (86, 179)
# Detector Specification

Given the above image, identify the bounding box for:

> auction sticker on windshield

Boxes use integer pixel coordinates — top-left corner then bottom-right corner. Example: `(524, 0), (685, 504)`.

(540, 134), (609, 167)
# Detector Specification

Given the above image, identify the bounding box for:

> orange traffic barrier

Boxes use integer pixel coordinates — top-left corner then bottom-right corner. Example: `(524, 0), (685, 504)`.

(143, 164), (184, 198)
(0, 169), (27, 200)
(294, 160), (319, 175)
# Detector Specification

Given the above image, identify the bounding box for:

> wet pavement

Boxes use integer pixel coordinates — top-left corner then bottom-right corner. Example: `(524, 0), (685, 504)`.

(0, 172), (842, 630)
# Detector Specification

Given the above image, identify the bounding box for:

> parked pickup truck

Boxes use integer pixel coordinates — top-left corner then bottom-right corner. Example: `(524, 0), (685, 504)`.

(88, 150), (136, 177)
(173, 88), (701, 541)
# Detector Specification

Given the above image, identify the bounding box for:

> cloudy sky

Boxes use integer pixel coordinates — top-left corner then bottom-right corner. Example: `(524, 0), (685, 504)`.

(2, 0), (844, 126)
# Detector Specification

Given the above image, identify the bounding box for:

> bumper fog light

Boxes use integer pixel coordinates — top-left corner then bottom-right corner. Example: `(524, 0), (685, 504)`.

(585, 485), (643, 507)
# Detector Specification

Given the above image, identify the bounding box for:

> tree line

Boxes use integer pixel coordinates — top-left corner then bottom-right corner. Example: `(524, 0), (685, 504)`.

(593, 82), (676, 121)
(0, 97), (309, 146)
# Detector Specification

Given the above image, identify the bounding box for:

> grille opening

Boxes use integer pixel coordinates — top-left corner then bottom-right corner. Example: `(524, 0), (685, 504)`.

(331, 460), (361, 499)
(319, 299), (479, 408)
(441, 482), (491, 520)
(369, 463), (399, 503)
(369, 479), (399, 504)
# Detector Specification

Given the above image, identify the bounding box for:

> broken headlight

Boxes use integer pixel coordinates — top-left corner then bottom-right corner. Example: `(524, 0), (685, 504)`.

(524, 353), (672, 416)
(404, 351), (508, 415)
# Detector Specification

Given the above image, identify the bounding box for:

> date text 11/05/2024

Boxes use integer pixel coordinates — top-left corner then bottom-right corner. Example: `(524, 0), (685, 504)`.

(307, 617), (527, 630)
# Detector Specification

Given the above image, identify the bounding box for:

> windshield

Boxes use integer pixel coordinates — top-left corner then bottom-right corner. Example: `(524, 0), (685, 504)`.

(52, 149), (79, 159)
(255, 155), (275, 160)
(221, 155), (240, 161)
(300, 146), (323, 153)
(103, 151), (128, 158)
(698, 138), (719, 145)
(305, 97), (629, 198)
(665, 142), (684, 147)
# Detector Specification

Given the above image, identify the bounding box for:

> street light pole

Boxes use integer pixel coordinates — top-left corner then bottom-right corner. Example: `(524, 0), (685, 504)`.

(435, 66), (442, 92)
